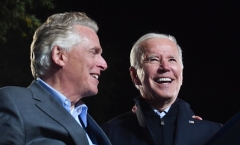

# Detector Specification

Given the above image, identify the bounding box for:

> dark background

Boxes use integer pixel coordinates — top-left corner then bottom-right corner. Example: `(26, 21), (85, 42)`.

(1, 0), (240, 125)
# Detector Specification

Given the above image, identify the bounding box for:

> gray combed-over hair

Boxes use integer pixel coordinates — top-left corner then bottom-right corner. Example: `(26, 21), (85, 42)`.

(30, 12), (98, 79)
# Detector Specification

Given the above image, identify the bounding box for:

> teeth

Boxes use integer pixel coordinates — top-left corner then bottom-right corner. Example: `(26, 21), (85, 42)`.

(92, 74), (99, 79)
(157, 78), (171, 82)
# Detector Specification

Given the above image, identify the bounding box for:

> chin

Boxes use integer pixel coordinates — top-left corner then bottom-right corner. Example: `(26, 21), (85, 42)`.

(155, 93), (176, 100)
(84, 89), (98, 97)
(90, 89), (98, 96)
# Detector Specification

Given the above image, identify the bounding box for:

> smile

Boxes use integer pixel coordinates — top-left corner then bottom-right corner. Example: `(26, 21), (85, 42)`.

(91, 74), (99, 79)
(155, 77), (172, 83)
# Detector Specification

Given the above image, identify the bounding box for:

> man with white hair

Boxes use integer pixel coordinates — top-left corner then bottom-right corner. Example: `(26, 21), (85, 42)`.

(102, 33), (221, 145)
(0, 12), (111, 145)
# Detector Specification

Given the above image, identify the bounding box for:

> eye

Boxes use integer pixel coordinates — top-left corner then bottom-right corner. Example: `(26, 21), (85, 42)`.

(143, 56), (160, 64)
(143, 55), (161, 64)
(149, 58), (159, 63)
(89, 48), (101, 57)
(91, 50), (97, 54)
(169, 58), (177, 62)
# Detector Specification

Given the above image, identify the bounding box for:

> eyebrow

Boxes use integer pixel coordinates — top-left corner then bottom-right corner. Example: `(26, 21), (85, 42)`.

(168, 55), (178, 59)
(145, 54), (178, 60)
(145, 54), (159, 58)
(91, 47), (102, 53)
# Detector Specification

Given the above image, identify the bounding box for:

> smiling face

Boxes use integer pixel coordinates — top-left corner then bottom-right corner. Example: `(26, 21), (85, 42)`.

(63, 25), (107, 98)
(134, 38), (183, 106)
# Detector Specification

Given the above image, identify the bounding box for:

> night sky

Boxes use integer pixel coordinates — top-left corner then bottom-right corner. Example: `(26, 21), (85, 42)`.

(5, 0), (240, 125)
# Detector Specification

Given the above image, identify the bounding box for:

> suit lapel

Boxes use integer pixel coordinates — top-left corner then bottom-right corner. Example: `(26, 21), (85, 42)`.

(134, 97), (158, 145)
(174, 100), (196, 145)
(28, 81), (89, 145)
(87, 114), (112, 145)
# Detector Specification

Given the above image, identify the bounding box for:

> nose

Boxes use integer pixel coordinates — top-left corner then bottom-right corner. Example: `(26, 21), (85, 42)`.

(159, 60), (170, 71)
(97, 55), (108, 71)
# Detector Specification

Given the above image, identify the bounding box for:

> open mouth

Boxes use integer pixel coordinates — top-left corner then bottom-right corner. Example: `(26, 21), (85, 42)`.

(155, 78), (172, 83)
(91, 74), (99, 80)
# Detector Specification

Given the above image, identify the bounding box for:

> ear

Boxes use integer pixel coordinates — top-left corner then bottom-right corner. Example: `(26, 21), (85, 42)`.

(129, 66), (141, 85)
(51, 46), (67, 67)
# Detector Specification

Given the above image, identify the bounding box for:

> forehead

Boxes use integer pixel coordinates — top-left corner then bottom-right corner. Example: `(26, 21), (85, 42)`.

(141, 38), (178, 55)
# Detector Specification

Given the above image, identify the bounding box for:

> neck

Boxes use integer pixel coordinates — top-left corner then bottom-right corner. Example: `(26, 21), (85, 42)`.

(40, 74), (83, 105)
(143, 96), (176, 112)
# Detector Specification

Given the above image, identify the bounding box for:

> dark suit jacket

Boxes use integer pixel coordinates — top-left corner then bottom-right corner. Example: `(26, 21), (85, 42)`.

(0, 81), (111, 145)
(102, 97), (222, 145)
(204, 111), (240, 145)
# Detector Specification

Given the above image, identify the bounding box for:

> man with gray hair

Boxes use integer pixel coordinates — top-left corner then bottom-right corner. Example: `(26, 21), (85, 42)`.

(0, 12), (111, 145)
(102, 33), (221, 145)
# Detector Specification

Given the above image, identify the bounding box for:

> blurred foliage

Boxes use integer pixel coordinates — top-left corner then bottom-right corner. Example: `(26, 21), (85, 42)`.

(0, 0), (54, 43)
(0, 0), (55, 87)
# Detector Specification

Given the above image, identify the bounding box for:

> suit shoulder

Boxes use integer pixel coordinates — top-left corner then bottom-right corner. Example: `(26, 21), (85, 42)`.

(106, 111), (137, 124)
(196, 119), (222, 131)
(102, 111), (138, 130)
(102, 111), (144, 142)
(0, 86), (31, 100)
(202, 119), (222, 127)
(0, 86), (29, 93)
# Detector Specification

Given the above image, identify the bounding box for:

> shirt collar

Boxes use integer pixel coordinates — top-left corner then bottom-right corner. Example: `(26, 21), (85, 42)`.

(36, 78), (88, 127)
(72, 102), (88, 127)
(36, 78), (72, 110)
(153, 106), (171, 118)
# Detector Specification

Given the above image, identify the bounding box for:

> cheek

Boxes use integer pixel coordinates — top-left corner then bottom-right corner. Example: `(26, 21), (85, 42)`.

(172, 66), (182, 77)
(140, 69), (154, 87)
(173, 67), (183, 86)
(87, 57), (97, 68)
(138, 68), (152, 83)
(142, 66), (157, 78)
